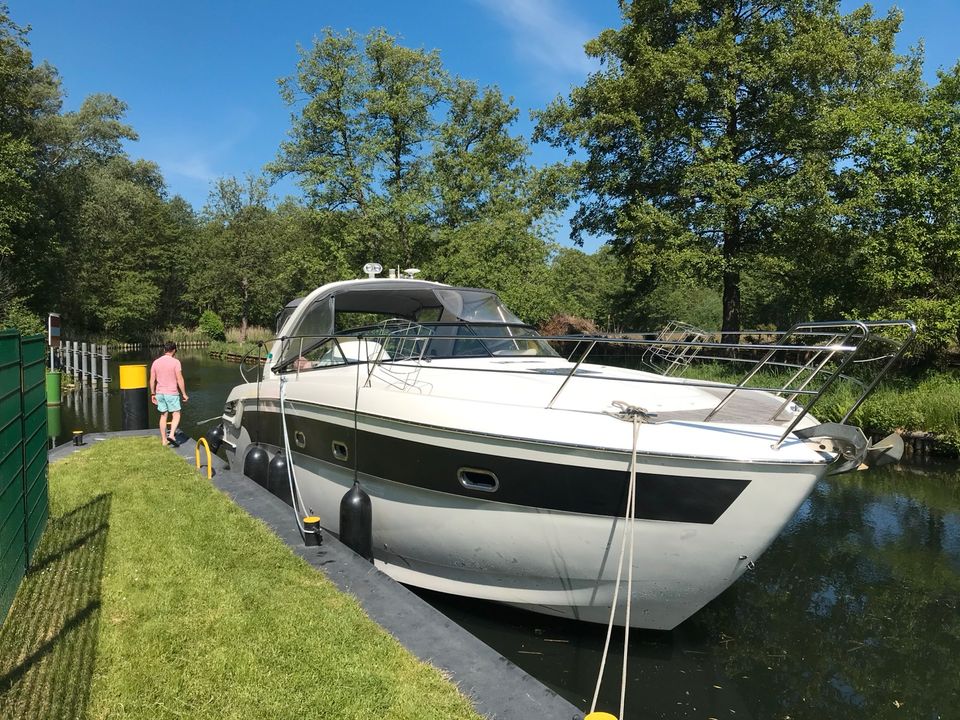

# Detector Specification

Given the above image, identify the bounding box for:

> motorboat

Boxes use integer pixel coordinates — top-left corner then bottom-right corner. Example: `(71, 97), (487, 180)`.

(216, 270), (914, 629)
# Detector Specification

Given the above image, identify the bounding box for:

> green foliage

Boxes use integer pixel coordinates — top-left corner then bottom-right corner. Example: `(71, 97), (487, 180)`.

(198, 310), (225, 341)
(269, 28), (561, 313)
(225, 325), (272, 344)
(816, 372), (960, 452)
(1, 295), (43, 334)
(829, 62), (960, 357)
(4, 1), (960, 369)
(185, 175), (284, 333)
(636, 282), (723, 332)
(545, 247), (626, 327)
(535, 0), (916, 334)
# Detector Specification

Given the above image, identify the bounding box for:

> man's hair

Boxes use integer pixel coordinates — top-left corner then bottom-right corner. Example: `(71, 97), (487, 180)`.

(163, 341), (178, 354)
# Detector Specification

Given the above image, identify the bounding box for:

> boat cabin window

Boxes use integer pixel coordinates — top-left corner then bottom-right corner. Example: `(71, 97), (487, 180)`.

(274, 283), (557, 372)
(282, 336), (389, 372)
(275, 297), (303, 334)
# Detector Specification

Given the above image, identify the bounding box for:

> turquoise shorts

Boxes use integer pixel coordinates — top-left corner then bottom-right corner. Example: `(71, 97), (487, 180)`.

(156, 393), (181, 412)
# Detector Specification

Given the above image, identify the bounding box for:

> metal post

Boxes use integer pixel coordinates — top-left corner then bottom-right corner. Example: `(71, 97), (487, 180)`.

(101, 344), (110, 390)
(91, 345), (98, 390)
(102, 385), (110, 429)
(73, 341), (79, 380)
(66, 340), (72, 376)
(91, 379), (99, 426)
(81, 342), (89, 385)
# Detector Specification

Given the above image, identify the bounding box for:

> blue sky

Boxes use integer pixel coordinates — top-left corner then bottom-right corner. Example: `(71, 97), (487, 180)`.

(9, 1), (960, 252)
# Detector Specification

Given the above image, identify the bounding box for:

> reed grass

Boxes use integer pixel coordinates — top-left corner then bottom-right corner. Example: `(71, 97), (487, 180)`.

(147, 326), (274, 350)
(147, 326), (208, 346)
(224, 325), (273, 344)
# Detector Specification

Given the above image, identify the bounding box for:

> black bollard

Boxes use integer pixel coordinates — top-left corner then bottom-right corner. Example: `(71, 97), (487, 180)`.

(205, 423), (225, 453)
(243, 444), (269, 487)
(339, 480), (373, 562)
(119, 364), (148, 430)
(267, 450), (292, 506)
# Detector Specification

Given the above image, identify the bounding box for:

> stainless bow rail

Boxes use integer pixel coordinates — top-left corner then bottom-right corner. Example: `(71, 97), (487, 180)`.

(268, 317), (916, 447)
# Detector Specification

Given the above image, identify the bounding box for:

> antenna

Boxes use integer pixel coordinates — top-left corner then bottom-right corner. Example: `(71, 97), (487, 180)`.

(403, 268), (420, 279)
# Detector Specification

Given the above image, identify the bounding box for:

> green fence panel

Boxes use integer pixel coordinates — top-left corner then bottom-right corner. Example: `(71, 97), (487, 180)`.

(0, 331), (50, 624)
(0, 330), (24, 621)
(20, 334), (48, 563)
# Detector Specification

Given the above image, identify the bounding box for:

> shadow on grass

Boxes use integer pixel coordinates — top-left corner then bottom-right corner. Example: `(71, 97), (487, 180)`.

(0, 493), (111, 719)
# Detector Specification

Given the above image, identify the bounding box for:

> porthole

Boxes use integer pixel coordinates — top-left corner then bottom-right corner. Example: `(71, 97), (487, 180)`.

(332, 441), (349, 461)
(458, 467), (499, 493)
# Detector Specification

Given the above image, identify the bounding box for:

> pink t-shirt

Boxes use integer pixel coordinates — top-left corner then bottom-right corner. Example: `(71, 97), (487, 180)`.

(150, 354), (181, 394)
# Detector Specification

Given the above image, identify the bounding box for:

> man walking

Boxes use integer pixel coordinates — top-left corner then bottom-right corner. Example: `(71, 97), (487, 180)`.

(150, 341), (189, 447)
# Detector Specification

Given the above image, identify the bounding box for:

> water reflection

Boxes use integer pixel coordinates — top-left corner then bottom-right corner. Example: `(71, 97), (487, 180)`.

(421, 463), (960, 719)
(50, 350), (241, 447)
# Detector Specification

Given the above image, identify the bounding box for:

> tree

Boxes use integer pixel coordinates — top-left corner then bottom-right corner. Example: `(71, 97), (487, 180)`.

(432, 79), (531, 228)
(62, 157), (191, 337)
(0, 6), (60, 308)
(546, 246), (626, 327)
(0, 4), (194, 340)
(830, 63), (960, 359)
(535, 0), (913, 338)
(270, 29), (447, 270)
(186, 175), (283, 337)
(270, 28), (561, 317)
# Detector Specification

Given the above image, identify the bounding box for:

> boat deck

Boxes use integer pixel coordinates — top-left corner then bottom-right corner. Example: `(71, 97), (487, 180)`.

(649, 384), (800, 426)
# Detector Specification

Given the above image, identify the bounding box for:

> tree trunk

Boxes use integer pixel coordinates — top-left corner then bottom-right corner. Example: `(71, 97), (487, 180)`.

(721, 213), (742, 346)
(240, 278), (249, 342)
(722, 102), (742, 347)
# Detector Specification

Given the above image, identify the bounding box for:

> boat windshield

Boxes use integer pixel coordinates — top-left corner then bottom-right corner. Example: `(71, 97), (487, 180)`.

(274, 283), (557, 372)
(435, 289), (525, 324)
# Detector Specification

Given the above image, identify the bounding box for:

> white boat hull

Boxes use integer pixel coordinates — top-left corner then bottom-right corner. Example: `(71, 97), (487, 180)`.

(215, 277), (902, 630)
(224, 396), (824, 630)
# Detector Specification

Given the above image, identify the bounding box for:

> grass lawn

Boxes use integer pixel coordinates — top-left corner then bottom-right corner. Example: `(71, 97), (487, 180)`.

(0, 437), (482, 720)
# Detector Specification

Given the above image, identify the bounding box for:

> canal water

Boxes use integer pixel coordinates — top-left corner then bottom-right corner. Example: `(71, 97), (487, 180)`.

(52, 350), (960, 719)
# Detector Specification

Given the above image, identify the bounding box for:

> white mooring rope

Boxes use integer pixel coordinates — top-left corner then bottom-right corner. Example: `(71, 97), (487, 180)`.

(279, 376), (310, 532)
(589, 402), (646, 720)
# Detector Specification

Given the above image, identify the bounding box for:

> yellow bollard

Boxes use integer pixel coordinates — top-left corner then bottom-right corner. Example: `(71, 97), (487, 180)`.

(585, 714), (618, 720)
(302, 515), (322, 547)
(119, 364), (148, 430)
(195, 436), (212, 479)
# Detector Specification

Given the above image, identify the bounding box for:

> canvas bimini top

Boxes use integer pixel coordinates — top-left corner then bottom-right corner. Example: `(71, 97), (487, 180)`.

(271, 279), (557, 371)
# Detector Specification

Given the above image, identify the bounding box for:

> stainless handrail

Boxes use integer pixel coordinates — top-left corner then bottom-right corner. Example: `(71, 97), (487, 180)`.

(841, 320), (917, 423)
(263, 318), (916, 438)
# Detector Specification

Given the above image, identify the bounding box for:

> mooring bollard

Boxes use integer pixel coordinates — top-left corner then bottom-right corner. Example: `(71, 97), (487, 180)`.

(45, 369), (62, 406)
(47, 404), (61, 440)
(119, 364), (148, 431)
